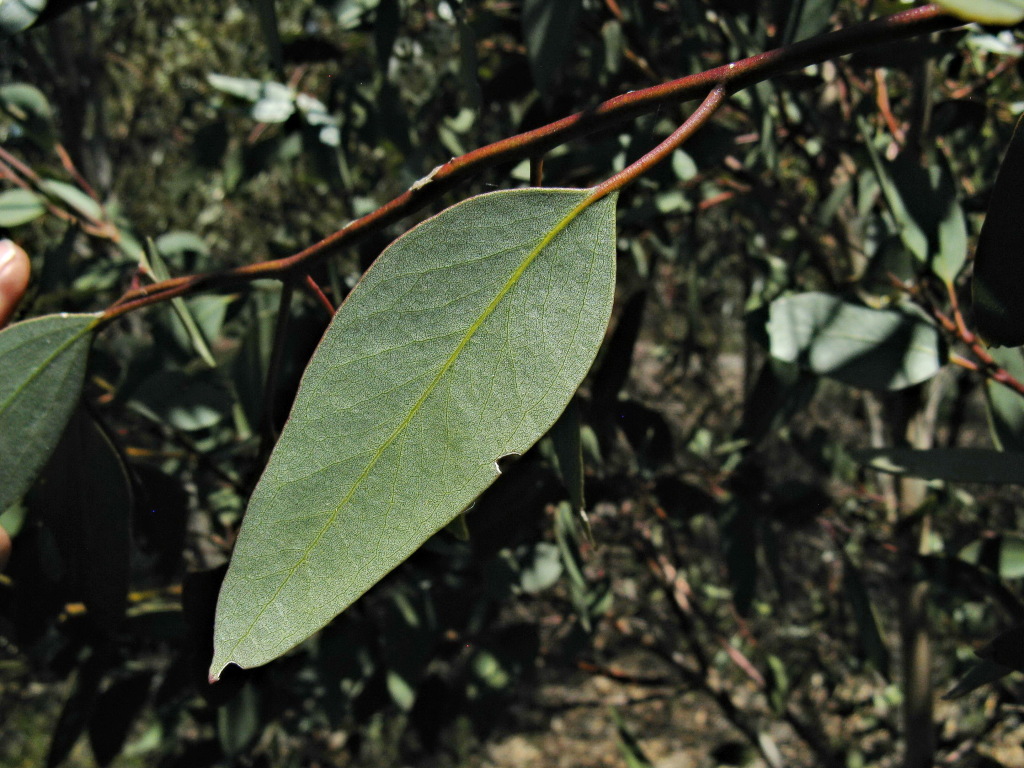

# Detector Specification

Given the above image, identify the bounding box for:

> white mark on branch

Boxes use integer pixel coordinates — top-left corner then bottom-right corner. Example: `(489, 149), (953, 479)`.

(411, 164), (445, 191)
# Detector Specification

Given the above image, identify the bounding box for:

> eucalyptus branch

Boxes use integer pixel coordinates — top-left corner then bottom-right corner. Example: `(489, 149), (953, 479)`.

(936, 283), (1024, 397)
(100, 4), (962, 324)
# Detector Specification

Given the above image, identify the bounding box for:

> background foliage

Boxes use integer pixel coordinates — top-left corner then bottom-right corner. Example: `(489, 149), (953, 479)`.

(1, 1), (1023, 767)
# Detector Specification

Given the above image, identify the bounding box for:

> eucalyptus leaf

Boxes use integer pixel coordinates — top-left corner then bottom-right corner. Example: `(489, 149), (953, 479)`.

(943, 658), (1015, 700)
(985, 347), (1024, 451)
(781, 0), (839, 44)
(544, 397), (585, 516)
(143, 240), (218, 367)
(976, 622), (1024, 671)
(973, 114), (1024, 347)
(0, 0), (46, 35)
(0, 188), (45, 227)
(252, 0), (284, 75)
(518, 542), (562, 594)
(211, 187), (617, 676)
(842, 550), (890, 677)
(935, 0), (1024, 24)
(0, 82), (56, 147)
(959, 534), (1024, 579)
(30, 407), (132, 631)
(155, 231), (211, 266)
(853, 447), (1024, 484)
(0, 313), (99, 512)
(522, 0), (582, 94)
(207, 73), (264, 102)
(39, 179), (103, 222)
(129, 369), (234, 432)
(767, 293), (944, 390)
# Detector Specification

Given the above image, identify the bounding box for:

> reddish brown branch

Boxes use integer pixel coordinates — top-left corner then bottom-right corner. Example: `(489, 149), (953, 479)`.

(101, 5), (962, 324)
(915, 280), (1024, 396)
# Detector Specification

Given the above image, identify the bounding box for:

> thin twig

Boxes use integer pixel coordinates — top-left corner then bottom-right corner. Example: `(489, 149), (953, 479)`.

(301, 273), (335, 318)
(590, 85), (728, 202)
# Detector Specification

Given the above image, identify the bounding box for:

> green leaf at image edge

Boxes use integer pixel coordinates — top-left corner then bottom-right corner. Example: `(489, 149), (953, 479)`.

(973, 114), (1024, 347)
(211, 187), (617, 677)
(0, 312), (100, 512)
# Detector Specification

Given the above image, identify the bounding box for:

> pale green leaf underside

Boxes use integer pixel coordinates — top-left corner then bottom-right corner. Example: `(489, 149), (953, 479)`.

(0, 312), (99, 512)
(935, 0), (1024, 25)
(767, 292), (943, 391)
(211, 188), (617, 676)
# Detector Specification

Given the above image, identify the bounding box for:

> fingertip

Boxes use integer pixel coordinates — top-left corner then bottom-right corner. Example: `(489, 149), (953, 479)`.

(0, 239), (31, 327)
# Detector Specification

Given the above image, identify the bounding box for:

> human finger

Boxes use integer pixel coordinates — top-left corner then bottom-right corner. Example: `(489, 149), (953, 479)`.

(0, 239), (30, 328)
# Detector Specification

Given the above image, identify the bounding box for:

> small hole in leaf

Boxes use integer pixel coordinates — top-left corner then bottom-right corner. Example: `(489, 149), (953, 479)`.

(495, 453), (520, 474)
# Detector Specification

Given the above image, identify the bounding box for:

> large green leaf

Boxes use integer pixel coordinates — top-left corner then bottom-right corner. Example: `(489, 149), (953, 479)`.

(973, 114), (1024, 347)
(767, 293), (944, 390)
(211, 188), (617, 677)
(0, 313), (99, 512)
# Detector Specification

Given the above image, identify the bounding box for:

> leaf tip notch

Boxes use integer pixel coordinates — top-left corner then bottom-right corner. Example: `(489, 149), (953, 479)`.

(208, 657), (233, 684)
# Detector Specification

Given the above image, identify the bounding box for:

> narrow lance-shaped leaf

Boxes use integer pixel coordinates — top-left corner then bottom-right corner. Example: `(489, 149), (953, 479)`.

(30, 406), (133, 632)
(0, 313), (99, 512)
(211, 188), (617, 677)
(853, 447), (1024, 485)
(522, 0), (582, 95)
(142, 239), (218, 368)
(973, 114), (1024, 347)
(841, 550), (890, 678)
